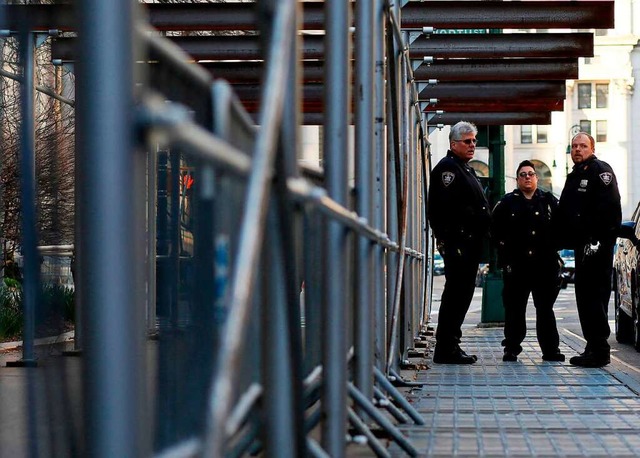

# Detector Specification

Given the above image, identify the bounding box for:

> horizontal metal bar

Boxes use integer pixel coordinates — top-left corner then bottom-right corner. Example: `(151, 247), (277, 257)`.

(200, 58), (579, 84)
(50, 33), (593, 62)
(225, 383), (263, 439)
(429, 99), (564, 113)
(428, 111), (552, 126)
(286, 176), (424, 261)
(407, 33), (593, 59)
(0, 68), (76, 106)
(419, 80), (566, 101)
(286, 177), (394, 249)
(138, 94), (253, 177)
(401, 1), (615, 30)
(1, 2), (614, 31)
(155, 438), (200, 458)
(138, 23), (212, 93)
(245, 100), (560, 117)
(228, 81), (565, 105)
(414, 57), (579, 82)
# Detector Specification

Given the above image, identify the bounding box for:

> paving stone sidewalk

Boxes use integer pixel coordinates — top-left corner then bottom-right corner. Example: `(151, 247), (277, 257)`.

(390, 327), (640, 457)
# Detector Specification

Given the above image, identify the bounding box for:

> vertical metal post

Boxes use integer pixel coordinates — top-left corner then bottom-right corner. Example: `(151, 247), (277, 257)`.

(278, 2), (307, 454)
(262, 205), (296, 458)
(77, 0), (146, 456)
(354, 0), (375, 406)
(397, 37), (410, 363)
(481, 125), (506, 324)
(373, 0), (386, 372)
(12, 29), (38, 367)
(147, 151), (157, 333)
(385, 11), (400, 359)
(303, 209), (323, 373)
(72, 65), (84, 354)
(322, 0), (350, 454)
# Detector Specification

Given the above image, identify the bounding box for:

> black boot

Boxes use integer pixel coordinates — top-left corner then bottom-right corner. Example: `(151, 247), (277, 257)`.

(569, 351), (609, 368)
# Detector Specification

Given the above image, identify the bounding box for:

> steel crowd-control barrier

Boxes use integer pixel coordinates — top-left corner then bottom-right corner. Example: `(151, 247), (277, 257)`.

(1, 1), (431, 456)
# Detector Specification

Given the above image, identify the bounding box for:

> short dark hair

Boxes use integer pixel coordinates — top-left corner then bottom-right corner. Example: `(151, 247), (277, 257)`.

(516, 160), (536, 175)
(571, 132), (595, 150)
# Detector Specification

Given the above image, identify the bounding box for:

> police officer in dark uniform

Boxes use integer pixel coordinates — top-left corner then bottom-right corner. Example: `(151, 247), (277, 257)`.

(556, 132), (621, 367)
(492, 160), (564, 362)
(428, 121), (490, 364)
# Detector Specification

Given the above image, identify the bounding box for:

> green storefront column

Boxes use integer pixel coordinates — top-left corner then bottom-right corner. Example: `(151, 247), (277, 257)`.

(480, 125), (505, 324)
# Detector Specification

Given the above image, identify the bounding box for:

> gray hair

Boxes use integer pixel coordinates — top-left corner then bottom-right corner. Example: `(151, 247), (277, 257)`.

(449, 121), (478, 142)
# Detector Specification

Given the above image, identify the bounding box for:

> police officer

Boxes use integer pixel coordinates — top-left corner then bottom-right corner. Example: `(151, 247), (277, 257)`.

(428, 121), (490, 364)
(492, 160), (564, 362)
(556, 132), (621, 367)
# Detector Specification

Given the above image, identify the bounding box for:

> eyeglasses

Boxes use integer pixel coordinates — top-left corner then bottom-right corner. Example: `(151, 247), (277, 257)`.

(518, 171), (537, 178)
(455, 138), (477, 145)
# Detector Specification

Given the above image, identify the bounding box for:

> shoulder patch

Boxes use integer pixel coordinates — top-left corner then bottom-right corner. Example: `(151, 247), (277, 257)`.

(599, 172), (613, 185)
(441, 171), (455, 187)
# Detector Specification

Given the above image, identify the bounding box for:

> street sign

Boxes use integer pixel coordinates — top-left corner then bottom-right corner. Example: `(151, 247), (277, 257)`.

(434, 29), (488, 34)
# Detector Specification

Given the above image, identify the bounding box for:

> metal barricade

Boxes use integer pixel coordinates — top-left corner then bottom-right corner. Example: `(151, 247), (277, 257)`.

(1, 1), (430, 456)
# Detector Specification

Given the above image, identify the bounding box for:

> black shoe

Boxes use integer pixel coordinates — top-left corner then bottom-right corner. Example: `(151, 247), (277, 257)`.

(569, 352), (610, 368)
(433, 348), (476, 364)
(457, 348), (478, 362)
(502, 351), (517, 362)
(542, 351), (565, 362)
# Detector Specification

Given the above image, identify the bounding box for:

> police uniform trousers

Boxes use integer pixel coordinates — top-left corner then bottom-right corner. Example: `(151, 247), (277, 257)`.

(436, 242), (481, 351)
(502, 259), (560, 355)
(574, 241), (614, 357)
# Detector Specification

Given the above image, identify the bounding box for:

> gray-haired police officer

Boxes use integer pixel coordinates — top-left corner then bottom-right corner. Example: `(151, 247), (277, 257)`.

(492, 160), (564, 363)
(428, 121), (491, 364)
(556, 132), (622, 368)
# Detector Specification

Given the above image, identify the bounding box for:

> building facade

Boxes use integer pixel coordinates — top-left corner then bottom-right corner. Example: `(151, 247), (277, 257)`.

(429, 0), (640, 219)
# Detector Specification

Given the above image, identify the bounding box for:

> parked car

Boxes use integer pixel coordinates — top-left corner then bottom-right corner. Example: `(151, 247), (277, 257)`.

(475, 263), (489, 287)
(613, 201), (640, 349)
(433, 251), (445, 276)
(558, 249), (575, 289)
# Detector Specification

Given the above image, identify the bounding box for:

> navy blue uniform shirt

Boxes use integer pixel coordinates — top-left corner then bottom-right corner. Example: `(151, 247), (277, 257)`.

(555, 155), (621, 249)
(428, 150), (490, 246)
(491, 188), (558, 269)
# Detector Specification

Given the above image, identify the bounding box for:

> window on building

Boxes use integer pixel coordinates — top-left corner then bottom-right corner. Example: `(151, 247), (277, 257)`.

(579, 120), (592, 134)
(596, 83), (609, 108)
(530, 159), (553, 194)
(596, 120), (607, 142)
(536, 125), (548, 144)
(521, 125), (532, 144)
(578, 83), (592, 109)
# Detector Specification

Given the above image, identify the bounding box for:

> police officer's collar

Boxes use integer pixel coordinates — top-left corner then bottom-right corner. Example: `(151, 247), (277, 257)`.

(512, 188), (543, 198)
(573, 154), (597, 171)
(446, 150), (470, 166)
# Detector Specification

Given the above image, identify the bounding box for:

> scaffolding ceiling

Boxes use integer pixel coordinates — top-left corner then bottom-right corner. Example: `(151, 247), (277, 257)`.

(4, 1), (616, 125)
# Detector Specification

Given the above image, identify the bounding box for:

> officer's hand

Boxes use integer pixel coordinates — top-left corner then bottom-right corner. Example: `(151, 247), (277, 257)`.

(584, 240), (601, 257)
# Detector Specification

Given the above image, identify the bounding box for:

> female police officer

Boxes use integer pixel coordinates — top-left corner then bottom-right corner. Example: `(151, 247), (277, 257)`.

(492, 160), (564, 362)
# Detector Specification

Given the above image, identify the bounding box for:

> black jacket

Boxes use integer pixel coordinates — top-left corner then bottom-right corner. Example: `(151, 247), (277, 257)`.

(555, 155), (621, 249)
(491, 188), (558, 269)
(428, 151), (490, 246)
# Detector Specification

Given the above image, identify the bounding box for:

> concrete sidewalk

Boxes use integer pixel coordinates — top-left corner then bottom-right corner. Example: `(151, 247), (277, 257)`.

(390, 326), (640, 457)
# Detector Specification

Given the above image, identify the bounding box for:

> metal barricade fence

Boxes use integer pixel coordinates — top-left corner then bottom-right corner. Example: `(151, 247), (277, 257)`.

(1, 1), (431, 456)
